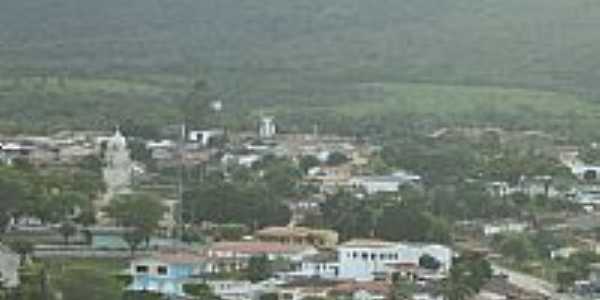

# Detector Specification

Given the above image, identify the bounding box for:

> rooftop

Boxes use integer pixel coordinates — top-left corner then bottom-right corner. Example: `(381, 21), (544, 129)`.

(208, 241), (313, 255)
(339, 239), (397, 248)
(255, 226), (338, 238)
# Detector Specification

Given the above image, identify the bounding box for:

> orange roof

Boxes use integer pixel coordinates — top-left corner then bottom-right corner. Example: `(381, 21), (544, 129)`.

(209, 242), (312, 255)
(137, 251), (206, 264)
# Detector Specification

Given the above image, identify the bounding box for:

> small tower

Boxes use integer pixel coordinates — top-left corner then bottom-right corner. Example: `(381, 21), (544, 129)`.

(259, 116), (276, 139)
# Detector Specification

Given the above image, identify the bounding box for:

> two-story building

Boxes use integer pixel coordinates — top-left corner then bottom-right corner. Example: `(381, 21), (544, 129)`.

(289, 239), (452, 282)
(205, 242), (318, 274)
(127, 251), (206, 297)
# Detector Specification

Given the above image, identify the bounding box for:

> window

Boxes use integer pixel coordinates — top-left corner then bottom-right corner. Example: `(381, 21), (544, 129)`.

(352, 252), (358, 259)
(362, 252), (369, 260)
(380, 253), (386, 260)
(136, 265), (149, 273)
(157, 266), (168, 275)
(371, 253), (377, 260)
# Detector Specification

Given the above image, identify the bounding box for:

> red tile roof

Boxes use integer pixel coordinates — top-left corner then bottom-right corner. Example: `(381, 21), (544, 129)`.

(208, 242), (312, 255)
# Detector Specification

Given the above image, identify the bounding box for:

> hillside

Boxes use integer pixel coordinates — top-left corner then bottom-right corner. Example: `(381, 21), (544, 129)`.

(2, 0), (600, 135)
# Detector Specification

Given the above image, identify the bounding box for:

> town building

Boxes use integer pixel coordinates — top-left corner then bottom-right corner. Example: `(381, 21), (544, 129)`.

(0, 244), (20, 288)
(255, 226), (339, 249)
(259, 117), (277, 139)
(288, 239), (452, 282)
(127, 251), (206, 297)
(205, 242), (318, 274)
(350, 171), (421, 195)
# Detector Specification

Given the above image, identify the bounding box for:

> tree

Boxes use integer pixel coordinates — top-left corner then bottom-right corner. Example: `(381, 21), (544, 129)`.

(299, 155), (320, 174)
(54, 267), (121, 300)
(183, 283), (221, 300)
(104, 193), (166, 255)
(439, 279), (474, 300)
(326, 152), (349, 166)
(57, 221), (77, 245)
(7, 239), (34, 266)
(246, 255), (272, 283)
(390, 281), (417, 300)
(499, 234), (537, 263)
(419, 254), (441, 270)
(556, 270), (576, 293)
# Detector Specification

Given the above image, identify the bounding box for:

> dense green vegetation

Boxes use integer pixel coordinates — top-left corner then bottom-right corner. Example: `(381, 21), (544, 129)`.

(3, 0), (600, 137)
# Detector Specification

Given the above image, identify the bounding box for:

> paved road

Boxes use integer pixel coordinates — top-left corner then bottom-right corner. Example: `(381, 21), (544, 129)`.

(493, 264), (582, 300)
(96, 141), (133, 223)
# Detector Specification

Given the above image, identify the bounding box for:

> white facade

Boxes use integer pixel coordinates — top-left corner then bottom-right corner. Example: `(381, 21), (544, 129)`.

(483, 222), (528, 237)
(259, 117), (276, 139)
(350, 172), (421, 195)
(293, 240), (452, 282)
(336, 241), (452, 281)
(206, 280), (257, 300)
(188, 130), (223, 147)
(0, 246), (20, 288)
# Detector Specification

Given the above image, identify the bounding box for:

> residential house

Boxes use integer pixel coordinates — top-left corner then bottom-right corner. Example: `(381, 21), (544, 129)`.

(205, 242), (318, 274)
(482, 220), (528, 237)
(350, 171), (421, 195)
(0, 244), (19, 289)
(255, 226), (339, 249)
(206, 280), (258, 300)
(336, 239), (452, 282)
(276, 278), (339, 300)
(290, 239), (452, 282)
(329, 281), (390, 300)
(127, 251), (206, 297)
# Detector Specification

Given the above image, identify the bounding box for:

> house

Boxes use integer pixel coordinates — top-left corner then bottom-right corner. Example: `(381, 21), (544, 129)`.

(127, 251), (207, 297)
(329, 281), (390, 300)
(482, 220), (528, 237)
(289, 239), (452, 282)
(205, 242), (318, 274)
(188, 129), (224, 147)
(335, 239), (452, 282)
(350, 171), (421, 195)
(0, 244), (20, 288)
(206, 280), (258, 300)
(276, 278), (339, 300)
(255, 226), (339, 249)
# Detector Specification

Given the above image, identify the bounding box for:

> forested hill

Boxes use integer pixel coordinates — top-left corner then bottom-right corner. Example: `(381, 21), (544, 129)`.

(2, 0), (600, 94)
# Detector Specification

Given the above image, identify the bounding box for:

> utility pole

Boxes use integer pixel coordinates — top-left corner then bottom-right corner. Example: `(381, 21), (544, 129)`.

(176, 123), (185, 242)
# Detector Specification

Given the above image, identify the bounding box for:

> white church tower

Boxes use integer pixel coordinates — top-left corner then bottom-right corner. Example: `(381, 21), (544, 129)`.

(259, 116), (277, 139)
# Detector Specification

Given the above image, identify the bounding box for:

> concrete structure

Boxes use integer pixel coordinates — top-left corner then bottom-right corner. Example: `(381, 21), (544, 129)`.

(188, 129), (224, 147)
(255, 226), (339, 249)
(0, 244), (20, 288)
(259, 117), (277, 139)
(205, 242), (317, 274)
(127, 251), (206, 297)
(350, 171), (421, 195)
(290, 239), (452, 282)
(483, 221), (528, 237)
(206, 280), (258, 300)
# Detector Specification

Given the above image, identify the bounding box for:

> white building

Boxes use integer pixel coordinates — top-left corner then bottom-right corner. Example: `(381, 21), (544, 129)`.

(188, 129), (224, 147)
(259, 117), (277, 139)
(482, 221), (528, 237)
(291, 239), (452, 282)
(0, 244), (20, 288)
(206, 280), (259, 300)
(350, 171), (421, 195)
